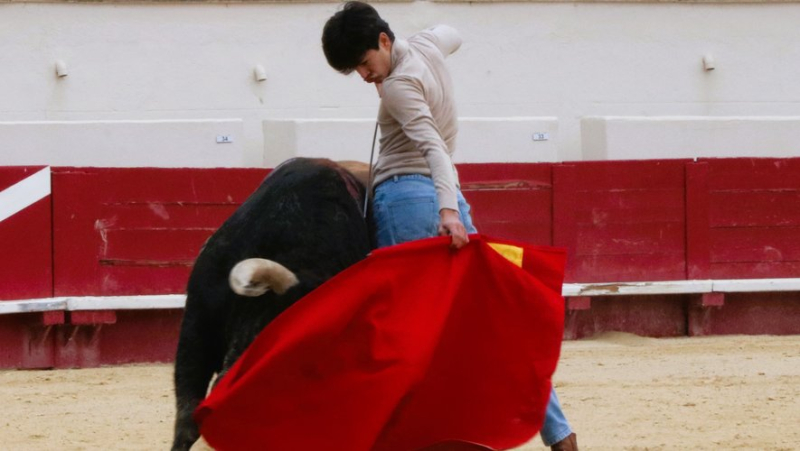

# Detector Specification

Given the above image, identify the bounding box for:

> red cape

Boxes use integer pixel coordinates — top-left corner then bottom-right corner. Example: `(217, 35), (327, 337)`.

(196, 235), (566, 451)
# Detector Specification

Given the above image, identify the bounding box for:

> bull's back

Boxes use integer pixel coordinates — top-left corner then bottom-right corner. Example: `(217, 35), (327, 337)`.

(202, 158), (368, 276)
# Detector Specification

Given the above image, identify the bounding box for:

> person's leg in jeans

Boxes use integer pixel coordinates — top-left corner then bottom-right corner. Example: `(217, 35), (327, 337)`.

(540, 389), (574, 446)
(373, 174), (576, 449)
(373, 174), (476, 248)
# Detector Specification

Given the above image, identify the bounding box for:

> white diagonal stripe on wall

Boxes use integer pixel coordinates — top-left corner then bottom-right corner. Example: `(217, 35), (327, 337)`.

(0, 167), (51, 224)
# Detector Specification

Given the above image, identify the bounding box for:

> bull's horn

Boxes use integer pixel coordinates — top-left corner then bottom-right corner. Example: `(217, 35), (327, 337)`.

(229, 258), (299, 297)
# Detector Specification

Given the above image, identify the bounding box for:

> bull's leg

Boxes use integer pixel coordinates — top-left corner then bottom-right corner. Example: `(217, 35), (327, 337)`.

(172, 314), (220, 451)
(172, 392), (201, 451)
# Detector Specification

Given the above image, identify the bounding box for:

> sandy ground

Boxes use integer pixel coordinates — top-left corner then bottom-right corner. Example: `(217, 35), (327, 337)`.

(1, 333), (798, 450)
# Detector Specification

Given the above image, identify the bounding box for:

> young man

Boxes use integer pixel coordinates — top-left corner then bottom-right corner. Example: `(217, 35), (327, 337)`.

(322, 1), (470, 250)
(322, 3), (577, 450)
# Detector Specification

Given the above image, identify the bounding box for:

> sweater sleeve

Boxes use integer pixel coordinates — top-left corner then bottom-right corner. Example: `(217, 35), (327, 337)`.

(381, 77), (459, 212)
(425, 25), (462, 57)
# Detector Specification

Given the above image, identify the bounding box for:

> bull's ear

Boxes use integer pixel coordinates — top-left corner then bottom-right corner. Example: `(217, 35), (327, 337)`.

(229, 258), (299, 297)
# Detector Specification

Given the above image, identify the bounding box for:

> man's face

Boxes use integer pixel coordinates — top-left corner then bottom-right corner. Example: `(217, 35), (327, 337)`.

(355, 32), (392, 85)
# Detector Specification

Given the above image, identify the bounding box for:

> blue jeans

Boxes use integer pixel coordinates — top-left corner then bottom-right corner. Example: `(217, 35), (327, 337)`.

(373, 174), (573, 446)
(374, 174), (477, 246)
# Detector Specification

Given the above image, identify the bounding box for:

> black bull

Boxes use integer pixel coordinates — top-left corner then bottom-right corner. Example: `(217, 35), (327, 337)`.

(172, 158), (373, 451)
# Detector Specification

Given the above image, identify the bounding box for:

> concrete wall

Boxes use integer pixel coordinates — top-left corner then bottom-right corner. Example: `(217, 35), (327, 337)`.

(582, 116), (800, 160)
(263, 117), (559, 165)
(0, 120), (244, 167)
(1, 1), (799, 167)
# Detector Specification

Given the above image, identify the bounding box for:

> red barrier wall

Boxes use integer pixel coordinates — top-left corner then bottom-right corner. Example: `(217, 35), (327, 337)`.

(1, 159), (799, 367)
(0, 167), (52, 301)
(459, 163), (553, 245)
(703, 158), (800, 279)
(1, 168), (269, 368)
(52, 168), (269, 297)
(461, 159), (800, 339)
(552, 160), (689, 283)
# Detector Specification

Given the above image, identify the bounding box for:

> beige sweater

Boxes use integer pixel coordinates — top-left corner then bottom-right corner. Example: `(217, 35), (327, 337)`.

(374, 25), (462, 212)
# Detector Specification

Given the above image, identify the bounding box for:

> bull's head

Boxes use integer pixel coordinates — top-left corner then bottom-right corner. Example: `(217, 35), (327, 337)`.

(229, 259), (299, 297)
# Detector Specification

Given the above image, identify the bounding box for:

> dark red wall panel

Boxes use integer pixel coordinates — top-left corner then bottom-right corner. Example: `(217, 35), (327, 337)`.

(51, 168), (269, 297)
(458, 163), (553, 246)
(702, 158), (800, 279)
(555, 160), (690, 282)
(569, 254), (687, 283)
(689, 292), (800, 336)
(711, 191), (800, 227)
(565, 295), (689, 339)
(703, 158), (800, 191)
(685, 162), (711, 279)
(0, 313), (57, 369)
(93, 310), (183, 366)
(0, 167), (52, 301)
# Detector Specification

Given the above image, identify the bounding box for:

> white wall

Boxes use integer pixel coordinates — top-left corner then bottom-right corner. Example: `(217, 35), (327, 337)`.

(263, 117), (559, 165)
(582, 116), (800, 160)
(0, 120), (244, 167)
(1, 1), (799, 168)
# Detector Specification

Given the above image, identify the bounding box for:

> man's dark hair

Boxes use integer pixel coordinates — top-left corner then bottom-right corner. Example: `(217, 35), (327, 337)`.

(322, 1), (395, 74)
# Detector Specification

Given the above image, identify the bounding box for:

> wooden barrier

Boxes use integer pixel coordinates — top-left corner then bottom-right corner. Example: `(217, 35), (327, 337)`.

(551, 160), (689, 282)
(51, 167), (269, 297)
(0, 166), (52, 301)
(1, 168), (267, 368)
(702, 158), (800, 279)
(459, 163), (553, 245)
(1, 158), (798, 367)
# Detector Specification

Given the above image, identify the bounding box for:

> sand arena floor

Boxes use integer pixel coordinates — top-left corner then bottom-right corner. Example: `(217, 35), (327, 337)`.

(1, 333), (798, 450)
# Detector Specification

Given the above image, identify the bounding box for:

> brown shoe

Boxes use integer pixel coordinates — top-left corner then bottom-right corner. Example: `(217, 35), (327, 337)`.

(550, 432), (578, 451)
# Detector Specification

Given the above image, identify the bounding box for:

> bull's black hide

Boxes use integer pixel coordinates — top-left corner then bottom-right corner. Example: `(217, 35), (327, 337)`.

(172, 158), (372, 451)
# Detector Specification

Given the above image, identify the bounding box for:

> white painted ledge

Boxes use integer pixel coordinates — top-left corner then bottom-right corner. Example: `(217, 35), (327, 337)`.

(66, 295), (187, 311)
(562, 280), (713, 297)
(712, 279), (800, 293)
(0, 298), (68, 315)
(2, 278), (799, 315)
(563, 278), (800, 297)
(0, 295), (185, 315)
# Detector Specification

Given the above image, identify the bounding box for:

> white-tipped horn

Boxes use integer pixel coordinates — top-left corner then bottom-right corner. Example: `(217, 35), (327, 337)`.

(229, 258), (299, 297)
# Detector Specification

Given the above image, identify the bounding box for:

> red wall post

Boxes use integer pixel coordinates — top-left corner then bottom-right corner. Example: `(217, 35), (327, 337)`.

(685, 162), (711, 280)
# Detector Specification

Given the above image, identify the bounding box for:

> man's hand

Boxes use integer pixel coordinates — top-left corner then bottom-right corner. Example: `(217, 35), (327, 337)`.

(438, 208), (469, 249)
